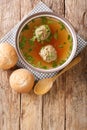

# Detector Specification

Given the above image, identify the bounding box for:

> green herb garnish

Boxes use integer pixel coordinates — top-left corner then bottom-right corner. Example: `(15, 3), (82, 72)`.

(37, 61), (48, 69)
(23, 53), (34, 63)
(54, 30), (58, 40)
(45, 33), (52, 42)
(37, 34), (42, 42)
(59, 21), (66, 30)
(37, 61), (42, 67)
(59, 60), (66, 65)
(47, 20), (53, 24)
(23, 52), (29, 59)
(61, 24), (65, 30)
(67, 52), (71, 59)
(19, 42), (25, 49)
(28, 48), (32, 52)
(27, 55), (34, 63)
(22, 36), (26, 42)
(19, 36), (26, 49)
(52, 61), (58, 68)
(22, 24), (29, 31)
(29, 36), (36, 46)
(41, 66), (48, 69)
(32, 19), (35, 23)
(29, 39), (34, 46)
(70, 45), (73, 50)
(68, 34), (73, 43)
(41, 17), (47, 24)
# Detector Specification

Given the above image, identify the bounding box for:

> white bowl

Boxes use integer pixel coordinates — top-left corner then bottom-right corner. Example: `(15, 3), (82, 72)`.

(16, 12), (77, 73)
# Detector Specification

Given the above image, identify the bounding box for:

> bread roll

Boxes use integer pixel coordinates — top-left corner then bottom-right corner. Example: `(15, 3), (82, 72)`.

(0, 43), (18, 70)
(9, 69), (35, 93)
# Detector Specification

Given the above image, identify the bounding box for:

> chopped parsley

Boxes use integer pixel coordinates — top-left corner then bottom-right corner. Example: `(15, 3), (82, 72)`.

(37, 61), (48, 69)
(47, 20), (53, 24)
(19, 36), (26, 49)
(41, 17), (47, 24)
(70, 45), (73, 50)
(59, 60), (66, 65)
(23, 52), (29, 59)
(52, 61), (58, 68)
(29, 36), (36, 46)
(28, 48), (33, 52)
(23, 53), (34, 64)
(19, 42), (25, 49)
(54, 30), (58, 40)
(68, 34), (73, 43)
(37, 61), (42, 68)
(32, 19), (35, 23)
(29, 39), (34, 46)
(22, 24), (29, 31)
(45, 33), (52, 42)
(27, 55), (34, 63)
(67, 52), (71, 59)
(58, 21), (66, 30)
(61, 24), (65, 30)
(41, 66), (48, 69)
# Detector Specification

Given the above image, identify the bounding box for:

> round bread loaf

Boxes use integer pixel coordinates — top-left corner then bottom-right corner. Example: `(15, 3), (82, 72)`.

(9, 69), (35, 93)
(0, 43), (18, 70)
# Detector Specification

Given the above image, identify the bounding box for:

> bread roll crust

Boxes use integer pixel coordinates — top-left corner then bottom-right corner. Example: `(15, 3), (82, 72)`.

(9, 69), (35, 93)
(0, 43), (18, 69)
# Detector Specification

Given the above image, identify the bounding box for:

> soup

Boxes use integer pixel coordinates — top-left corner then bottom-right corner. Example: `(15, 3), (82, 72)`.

(19, 16), (73, 69)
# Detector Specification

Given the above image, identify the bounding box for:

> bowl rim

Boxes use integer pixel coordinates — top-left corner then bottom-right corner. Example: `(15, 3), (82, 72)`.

(15, 11), (77, 73)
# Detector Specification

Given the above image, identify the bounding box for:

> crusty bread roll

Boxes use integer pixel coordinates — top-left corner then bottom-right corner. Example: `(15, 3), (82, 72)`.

(9, 69), (35, 93)
(0, 43), (18, 70)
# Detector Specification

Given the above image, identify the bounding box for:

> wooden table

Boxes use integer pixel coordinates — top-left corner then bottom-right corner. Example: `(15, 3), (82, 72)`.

(0, 0), (87, 130)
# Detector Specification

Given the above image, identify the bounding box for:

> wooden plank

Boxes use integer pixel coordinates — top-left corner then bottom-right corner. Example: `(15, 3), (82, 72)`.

(20, 93), (42, 130)
(65, 63), (87, 130)
(42, 77), (66, 130)
(65, 0), (87, 40)
(0, 0), (21, 38)
(20, 1), (42, 130)
(42, 0), (65, 16)
(0, 0), (21, 130)
(20, 0), (41, 18)
(0, 69), (20, 130)
(41, 1), (65, 130)
(65, 0), (87, 130)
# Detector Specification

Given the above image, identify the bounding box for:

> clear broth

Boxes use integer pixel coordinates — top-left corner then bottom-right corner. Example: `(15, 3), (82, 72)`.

(19, 17), (73, 69)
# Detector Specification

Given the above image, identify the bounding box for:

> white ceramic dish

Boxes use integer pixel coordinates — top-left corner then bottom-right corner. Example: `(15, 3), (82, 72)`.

(16, 12), (77, 73)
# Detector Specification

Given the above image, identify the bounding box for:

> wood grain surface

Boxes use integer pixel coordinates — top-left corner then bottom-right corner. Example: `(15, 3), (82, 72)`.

(0, 0), (87, 130)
